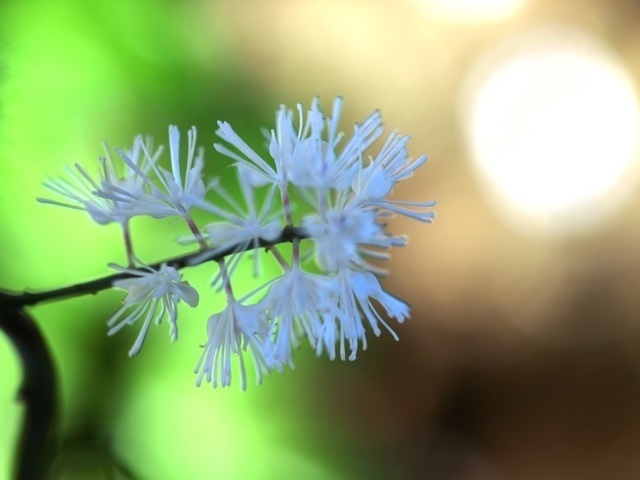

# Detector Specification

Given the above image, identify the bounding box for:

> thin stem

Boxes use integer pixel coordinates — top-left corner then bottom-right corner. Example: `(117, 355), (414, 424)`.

(122, 221), (135, 268)
(0, 306), (57, 480)
(217, 258), (234, 300)
(268, 245), (290, 270)
(0, 226), (308, 312)
(279, 184), (293, 226)
(184, 214), (208, 250)
(292, 238), (301, 267)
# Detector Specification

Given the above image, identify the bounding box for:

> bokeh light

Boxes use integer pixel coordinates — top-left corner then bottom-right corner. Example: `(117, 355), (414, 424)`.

(460, 25), (640, 235)
(417, 0), (527, 23)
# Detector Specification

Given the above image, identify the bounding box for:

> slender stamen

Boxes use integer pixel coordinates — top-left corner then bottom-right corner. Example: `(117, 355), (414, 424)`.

(217, 258), (235, 301)
(122, 221), (135, 267)
(279, 183), (293, 226)
(184, 214), (208, 250)
(269, 245), (290, 270)
(292, 238), (300, 267)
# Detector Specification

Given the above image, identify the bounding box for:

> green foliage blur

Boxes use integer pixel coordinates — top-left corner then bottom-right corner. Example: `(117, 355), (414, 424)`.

(0, 1), (356, 478)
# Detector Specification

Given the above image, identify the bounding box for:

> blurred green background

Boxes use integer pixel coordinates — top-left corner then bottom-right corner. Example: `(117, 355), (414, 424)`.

(3, 0), (640, 479)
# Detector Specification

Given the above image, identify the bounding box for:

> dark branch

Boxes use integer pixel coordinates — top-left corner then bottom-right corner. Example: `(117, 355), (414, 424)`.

(0, 308), (57, 479)
(0, 226), (308, 311)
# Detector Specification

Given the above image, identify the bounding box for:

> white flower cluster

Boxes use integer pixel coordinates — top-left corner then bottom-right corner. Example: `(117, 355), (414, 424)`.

(39, 97), (435, 389)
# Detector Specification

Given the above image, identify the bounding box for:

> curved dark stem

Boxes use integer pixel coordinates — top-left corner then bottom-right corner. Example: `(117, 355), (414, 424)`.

(0, 226), (308, 311)
(0, 306), (57, 480)
(0, 226), (307, 478)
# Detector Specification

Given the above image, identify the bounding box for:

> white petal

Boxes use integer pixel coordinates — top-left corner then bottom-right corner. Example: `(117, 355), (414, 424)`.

(175, 282), (199, 307)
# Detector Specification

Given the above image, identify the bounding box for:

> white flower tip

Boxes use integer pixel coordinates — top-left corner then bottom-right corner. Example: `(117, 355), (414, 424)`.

(215, 122), (232, 137)
(423, 211), (436, 223)
(176, 234), (197, 245)
(128, 346), (141, 357)
(106, 326), (119, 336)
(180, 283), (200, 307)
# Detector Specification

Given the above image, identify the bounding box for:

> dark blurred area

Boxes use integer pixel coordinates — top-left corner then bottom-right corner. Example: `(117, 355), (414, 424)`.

(2, 0), (640, 478)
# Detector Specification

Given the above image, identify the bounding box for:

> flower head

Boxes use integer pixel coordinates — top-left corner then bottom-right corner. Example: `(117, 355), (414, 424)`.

(37, 96), (435, 390)
(349, 131), (436, 222)
(108, 263), (199, 357)
(302, 207), (382, 272)
(185, 168), (281, 288)
(37, 136), (159, 225)
(260, 264), (331, 366)
(283, 97), (384, 191)
(214, 97), (385, 191)
(100, 125), (207, 220)
(316, 269), (410, 361)
(214, 121), (283, 187)
(195, 300), (274, 390)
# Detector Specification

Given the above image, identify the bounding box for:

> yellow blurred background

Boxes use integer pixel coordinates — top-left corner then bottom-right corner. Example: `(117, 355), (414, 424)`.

(2, 0), (640, 478)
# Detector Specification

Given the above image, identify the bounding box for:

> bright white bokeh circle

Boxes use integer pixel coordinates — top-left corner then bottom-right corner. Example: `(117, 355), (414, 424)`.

(460, 25), (640, 234)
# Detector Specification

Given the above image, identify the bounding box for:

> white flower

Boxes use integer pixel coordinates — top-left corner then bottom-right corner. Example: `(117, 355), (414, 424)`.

(284, 97), (384, 191)
(38, 98), (435, 388)
(314, 305), (363, 362)
(214, 121), (284, 187)
(260, 265), (331, 366)
(189, 168), (281, 280)
(317, 268), (410, 361)
(347, 269), (411, 331)
(194, 300), (274, 390)
(214, 97), (384, 191)
(350, 131), (436, 222)
(302, 206), (383, 272)
(107, 263), (199, 357)
(101, 125), (207, 219)
(37, 136), (158, 225)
